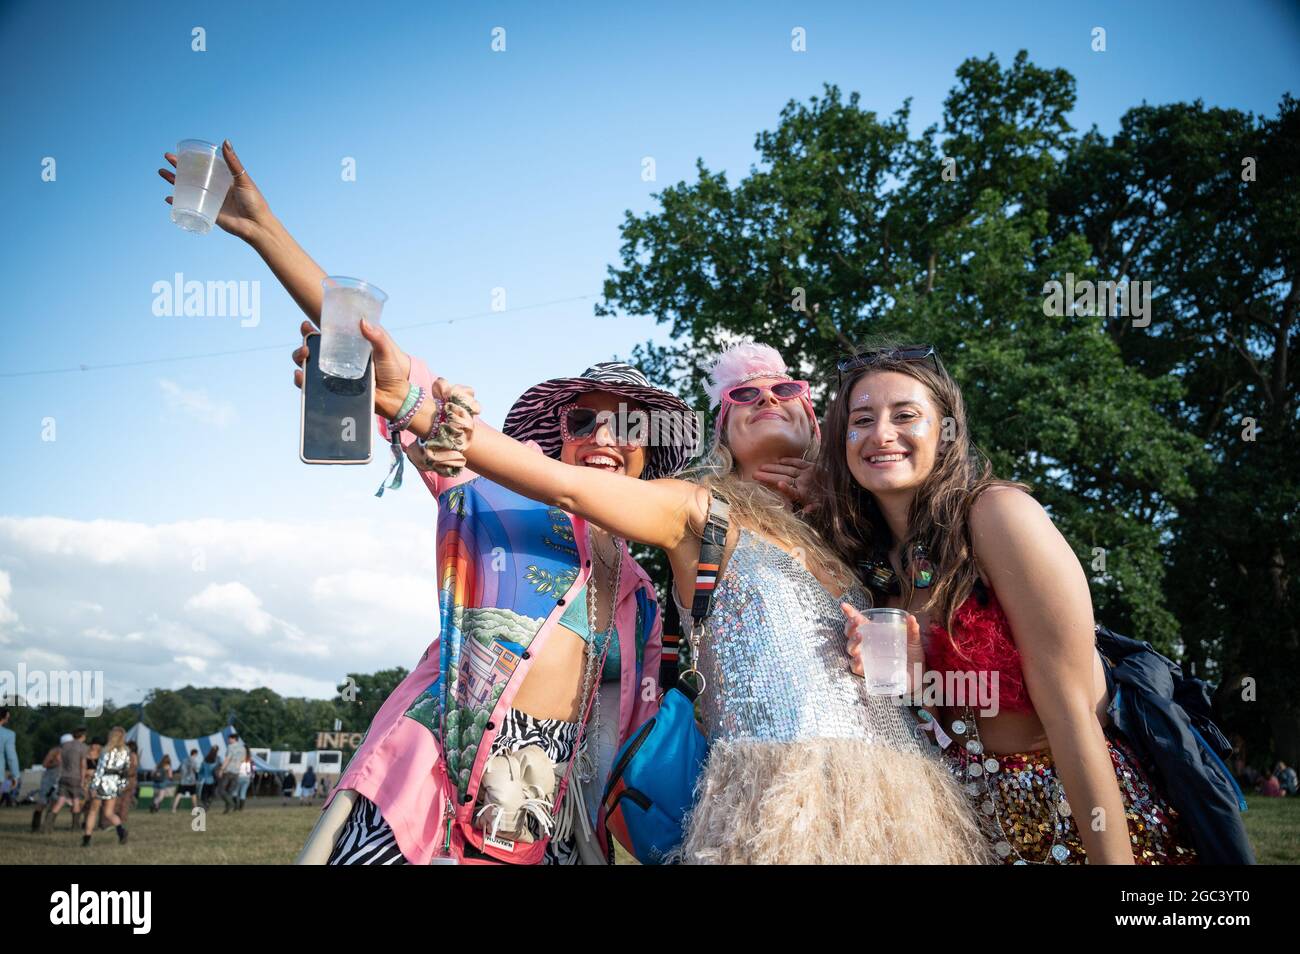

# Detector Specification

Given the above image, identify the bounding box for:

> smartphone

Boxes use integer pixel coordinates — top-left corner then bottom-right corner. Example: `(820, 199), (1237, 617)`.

(299, 331), (374, 464)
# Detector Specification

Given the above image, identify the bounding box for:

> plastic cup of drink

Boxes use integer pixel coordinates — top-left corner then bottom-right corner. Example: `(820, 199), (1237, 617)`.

(319, 277), (388, 379)
(856, 608), (910, 696)
(170, 139), (235, 235)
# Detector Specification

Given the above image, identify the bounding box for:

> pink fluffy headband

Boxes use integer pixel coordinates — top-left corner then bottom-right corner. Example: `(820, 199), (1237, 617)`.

(704, 342), (821, 442)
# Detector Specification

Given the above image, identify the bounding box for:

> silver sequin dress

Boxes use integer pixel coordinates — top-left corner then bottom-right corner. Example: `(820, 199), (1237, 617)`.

(89, 746), (131, 800)
(678, 529), (988, 864)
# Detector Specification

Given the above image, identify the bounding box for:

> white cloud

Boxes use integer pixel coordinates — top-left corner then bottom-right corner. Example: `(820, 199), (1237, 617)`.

(220, 663), (338, 699)
(185, 581), (275, 636)
(158, 378), (237, 428)
(174, 655), (208, 673)
(0, 571), (17, 625)
(0, 517), (169, 566)
(0, 570), (16, 644)
(0, 515), (437, 705)
(312, 568), (431, 609)
(81, 627), (144, 643)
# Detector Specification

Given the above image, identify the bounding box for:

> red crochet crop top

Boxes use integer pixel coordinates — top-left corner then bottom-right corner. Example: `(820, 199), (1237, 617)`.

(925, 584), (1034, 714)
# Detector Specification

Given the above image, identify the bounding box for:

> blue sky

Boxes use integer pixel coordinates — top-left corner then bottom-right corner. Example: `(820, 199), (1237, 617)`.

(1, 0), (1296, 707)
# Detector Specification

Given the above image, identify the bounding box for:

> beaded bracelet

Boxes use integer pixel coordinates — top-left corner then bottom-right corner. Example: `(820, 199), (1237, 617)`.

(391, 384), (420, 427)
(392, 386), (425, 432)
(421, 397), (447, 438)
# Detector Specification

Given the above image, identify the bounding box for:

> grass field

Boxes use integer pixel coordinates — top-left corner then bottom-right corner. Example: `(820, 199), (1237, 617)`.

(1, 797), (322, 865)
(3, 795), (1295, 864)
(1241, 795), (1300, 865)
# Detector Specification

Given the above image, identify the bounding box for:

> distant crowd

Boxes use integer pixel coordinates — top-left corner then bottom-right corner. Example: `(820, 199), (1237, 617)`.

(0, 709), (333, 848)
(1234, 754), (1299, 799)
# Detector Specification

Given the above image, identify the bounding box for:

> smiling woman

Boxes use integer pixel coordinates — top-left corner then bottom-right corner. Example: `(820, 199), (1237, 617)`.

(161, 135), (691, 866)
(558, 395), (650, 475)
(432, 340), (988, 864)
(310, 359), (691, 866)
(813, 344), (1199, 865)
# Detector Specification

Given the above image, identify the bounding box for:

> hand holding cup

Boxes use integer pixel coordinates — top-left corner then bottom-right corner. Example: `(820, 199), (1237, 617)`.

(158, 139), (271, 241)
(842, 603), (924, 697)
(291, 318), (411, 417)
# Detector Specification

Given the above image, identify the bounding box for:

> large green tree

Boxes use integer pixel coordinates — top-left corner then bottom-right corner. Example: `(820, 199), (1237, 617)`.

(1050, 95), (1300, 762)
(599, 53), (1297, 762)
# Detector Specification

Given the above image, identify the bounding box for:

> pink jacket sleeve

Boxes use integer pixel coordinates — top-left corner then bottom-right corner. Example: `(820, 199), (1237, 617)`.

(376, 353), (480, 498)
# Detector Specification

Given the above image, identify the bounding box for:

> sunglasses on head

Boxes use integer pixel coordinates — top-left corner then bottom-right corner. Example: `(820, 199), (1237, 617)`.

(720, 379), (810, 407)
(836, 345), (940, 381)
(559, 403), (648, 447)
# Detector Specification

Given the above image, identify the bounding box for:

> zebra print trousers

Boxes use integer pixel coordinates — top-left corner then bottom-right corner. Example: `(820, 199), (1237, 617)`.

(328, 708), (583, 865)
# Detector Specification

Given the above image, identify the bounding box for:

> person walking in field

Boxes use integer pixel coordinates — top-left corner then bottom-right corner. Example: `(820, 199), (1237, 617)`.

(41, 727), (88, 834)
(171, 749), (200, 813)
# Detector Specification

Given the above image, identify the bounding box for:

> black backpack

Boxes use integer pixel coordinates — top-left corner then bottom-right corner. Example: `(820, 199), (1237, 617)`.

(1096, 623), (1255, 864)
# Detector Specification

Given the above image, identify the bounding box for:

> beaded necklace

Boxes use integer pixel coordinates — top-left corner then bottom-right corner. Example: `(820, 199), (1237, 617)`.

(933, 706), (1073, 864)
(571, 524), (622, 785)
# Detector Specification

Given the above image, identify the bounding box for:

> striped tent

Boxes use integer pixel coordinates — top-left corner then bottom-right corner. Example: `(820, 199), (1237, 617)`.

(125, 722), (280, 773)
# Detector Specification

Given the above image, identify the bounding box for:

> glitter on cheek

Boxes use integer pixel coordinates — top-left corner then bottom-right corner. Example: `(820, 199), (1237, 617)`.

(909, 418), (931, 438)
(848, 430), (861, 443)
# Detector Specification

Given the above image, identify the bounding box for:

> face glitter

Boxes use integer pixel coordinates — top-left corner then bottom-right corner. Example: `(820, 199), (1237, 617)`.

(848, 430), (860, 442)
(909, 418), (930, 438)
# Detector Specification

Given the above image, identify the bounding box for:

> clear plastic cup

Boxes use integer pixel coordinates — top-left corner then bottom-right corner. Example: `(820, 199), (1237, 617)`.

(170, 139), (235, 234)
(319, 277), (388, 379)
(856, 608), (910, 696)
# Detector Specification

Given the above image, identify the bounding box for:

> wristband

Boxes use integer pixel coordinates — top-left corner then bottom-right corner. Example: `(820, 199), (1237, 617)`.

(393, 388), (426, 432)
(391, 384), (422, 430)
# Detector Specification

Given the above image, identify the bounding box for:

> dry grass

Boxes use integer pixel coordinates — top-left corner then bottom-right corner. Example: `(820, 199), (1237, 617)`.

(4, 792), (1293, 865)
(1, 796), (321, 865)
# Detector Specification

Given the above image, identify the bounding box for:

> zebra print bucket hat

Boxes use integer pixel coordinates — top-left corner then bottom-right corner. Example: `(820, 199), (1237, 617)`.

(502, 361), (700, 480)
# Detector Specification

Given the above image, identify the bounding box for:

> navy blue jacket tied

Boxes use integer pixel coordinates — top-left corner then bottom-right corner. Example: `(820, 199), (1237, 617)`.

(1097, 624), (1255, 865)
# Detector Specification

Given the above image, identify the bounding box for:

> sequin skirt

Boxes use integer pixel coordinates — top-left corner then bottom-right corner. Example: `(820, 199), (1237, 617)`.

(942, 730), (1197, 865)
(89, 774), (128, 800)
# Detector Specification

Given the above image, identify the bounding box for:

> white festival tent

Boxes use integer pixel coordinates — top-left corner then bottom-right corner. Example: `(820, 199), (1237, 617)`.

(125, 722), (280, 774)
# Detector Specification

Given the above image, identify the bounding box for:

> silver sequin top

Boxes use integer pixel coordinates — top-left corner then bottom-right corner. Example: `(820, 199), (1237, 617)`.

(89, 745), (131, 799)
(692, 529), (922, 751)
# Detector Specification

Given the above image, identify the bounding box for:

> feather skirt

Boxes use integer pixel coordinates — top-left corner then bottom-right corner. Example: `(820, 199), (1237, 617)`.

(678, 738), (991, 865)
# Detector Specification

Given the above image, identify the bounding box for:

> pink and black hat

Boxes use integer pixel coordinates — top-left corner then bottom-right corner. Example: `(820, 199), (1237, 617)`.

(502, 361), (699, 481)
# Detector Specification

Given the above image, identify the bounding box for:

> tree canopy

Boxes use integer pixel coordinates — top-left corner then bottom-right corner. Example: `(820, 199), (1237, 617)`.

(599, 52), (1298, 765)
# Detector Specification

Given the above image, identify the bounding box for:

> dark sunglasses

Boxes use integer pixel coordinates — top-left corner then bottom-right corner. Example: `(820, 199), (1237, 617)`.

(559, 403), (648, 447)
(836, 345), (940, 381)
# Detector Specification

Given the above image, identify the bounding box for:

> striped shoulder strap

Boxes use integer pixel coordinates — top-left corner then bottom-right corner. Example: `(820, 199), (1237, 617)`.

(690, 494), (731, 628)
(659, 494), (731, 694)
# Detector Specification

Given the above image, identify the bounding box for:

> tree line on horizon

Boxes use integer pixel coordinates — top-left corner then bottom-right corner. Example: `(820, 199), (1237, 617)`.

(4, 670), (408, 772)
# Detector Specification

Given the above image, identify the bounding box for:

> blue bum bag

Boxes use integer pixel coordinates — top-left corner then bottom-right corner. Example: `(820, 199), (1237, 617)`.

(597, 686), (708, 863)
(597, 495), (730, 864)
